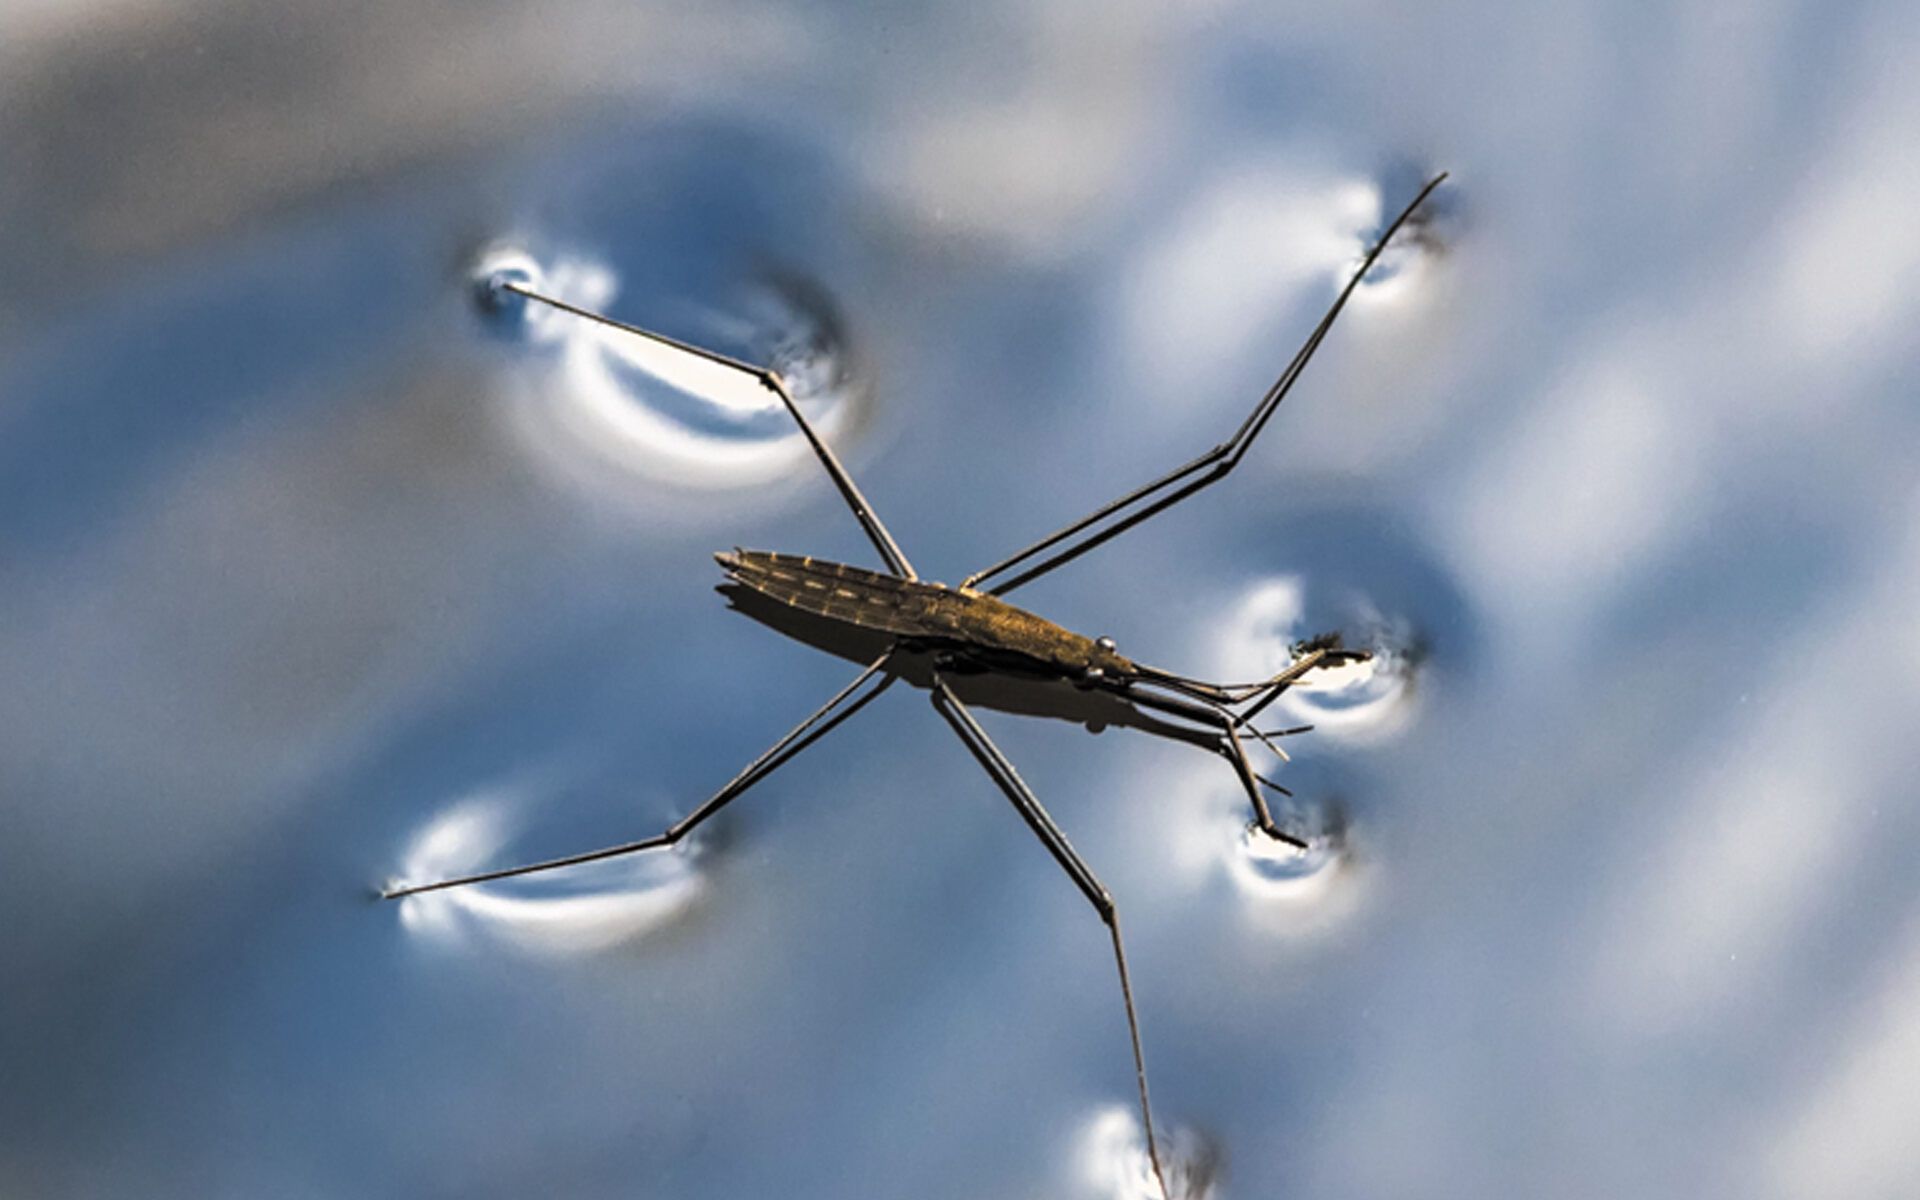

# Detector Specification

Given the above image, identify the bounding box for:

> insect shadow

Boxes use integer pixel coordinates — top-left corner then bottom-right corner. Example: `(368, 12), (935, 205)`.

(721, 579), (1234, 749)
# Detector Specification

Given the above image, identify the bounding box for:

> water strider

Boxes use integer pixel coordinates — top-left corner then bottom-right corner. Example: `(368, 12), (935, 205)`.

(386, 172), (1448, 1198)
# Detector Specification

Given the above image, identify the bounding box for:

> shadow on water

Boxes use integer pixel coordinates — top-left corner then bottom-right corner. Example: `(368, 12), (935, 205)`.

(720, 579), (1231, 754)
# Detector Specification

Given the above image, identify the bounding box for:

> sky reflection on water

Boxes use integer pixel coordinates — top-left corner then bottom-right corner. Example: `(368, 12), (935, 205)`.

(4, 2), (1920, 1199)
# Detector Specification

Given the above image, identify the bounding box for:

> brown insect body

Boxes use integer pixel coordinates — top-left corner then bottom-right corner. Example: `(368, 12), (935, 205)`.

(716, 549), (1138, 680)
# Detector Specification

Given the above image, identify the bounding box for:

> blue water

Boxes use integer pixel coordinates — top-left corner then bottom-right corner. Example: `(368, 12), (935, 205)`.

(5, 4), (1920, 1198)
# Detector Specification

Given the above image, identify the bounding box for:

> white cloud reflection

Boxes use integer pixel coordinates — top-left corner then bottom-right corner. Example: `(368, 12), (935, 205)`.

(1767, 912), (1920, 1199)
(1124, 171), (1387, 402)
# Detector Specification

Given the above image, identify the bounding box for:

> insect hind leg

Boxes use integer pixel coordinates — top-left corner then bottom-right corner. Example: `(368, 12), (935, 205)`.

(929, 675), (1174, 1200)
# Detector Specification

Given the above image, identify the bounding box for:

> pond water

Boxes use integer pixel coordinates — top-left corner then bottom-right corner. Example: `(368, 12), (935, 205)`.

(5, 3), (1920, 1198)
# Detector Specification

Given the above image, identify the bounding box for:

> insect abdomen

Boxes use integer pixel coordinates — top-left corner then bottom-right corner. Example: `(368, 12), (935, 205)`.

(715, 548), (1120, 678)
(715, 549), (941, 635)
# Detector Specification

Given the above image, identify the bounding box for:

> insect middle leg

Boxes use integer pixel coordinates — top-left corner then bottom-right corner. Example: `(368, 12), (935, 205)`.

(963, 173), (1448, 598)
(929, 674), (1172, 1200)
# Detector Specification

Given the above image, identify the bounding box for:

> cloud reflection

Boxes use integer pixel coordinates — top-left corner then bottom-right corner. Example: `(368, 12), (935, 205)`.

(1768, 913), (1920, 1199)
(1124, 171), (1386, 401)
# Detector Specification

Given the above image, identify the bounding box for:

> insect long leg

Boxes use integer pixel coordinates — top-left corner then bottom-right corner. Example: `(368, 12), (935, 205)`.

(929, 676), (1171, 1200)
(495, 279), (918, 580)
(760, 369), (918, 580)
(963, 173), (1447, 597)
(382, 652), (896, 899)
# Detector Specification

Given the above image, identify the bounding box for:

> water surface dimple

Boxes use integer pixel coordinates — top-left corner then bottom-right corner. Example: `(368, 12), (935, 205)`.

(1078, 1107), (1220, 1200)
(1231, 818), (1349, 905)
(1154, 747), (1359, 931)
(1215, 574), (1420, 743)
(1348, 236), (1426, 304)
(471, 245), (862, 492)
(1207, 767), (1360, 925)
(390, 792), (703, 956)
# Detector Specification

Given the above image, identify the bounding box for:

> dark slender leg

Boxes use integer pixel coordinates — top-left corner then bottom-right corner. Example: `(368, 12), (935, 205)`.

(497, 281), (918, 581)
(1215, 711), (1290, 845)
(383, 654), (896, 898)
(964, 173), (1447, 597)
(1122, 685), (1307, 848)
(757, 370), (917, 580)
(928, 676), (1171, 1200)
(1130, 641), (1337, 709)
(1237, 641), (1342, 721)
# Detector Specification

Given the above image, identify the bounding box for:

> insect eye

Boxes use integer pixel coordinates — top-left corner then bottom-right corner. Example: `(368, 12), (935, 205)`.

(1095, 636), (1117, 653)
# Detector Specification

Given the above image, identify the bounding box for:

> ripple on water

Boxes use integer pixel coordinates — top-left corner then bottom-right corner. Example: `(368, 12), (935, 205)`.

(1208, 774), (1364, 931)
(1349, 168), (1453, 303)
(389, 793), (703, 956)
(1079, 1107), (1220, 1200)
(1216, 574), (1420, 744)
(1230, 817), (1348, 904)
(470, 244), (862, 493)
(1152, 749), (1360, 934)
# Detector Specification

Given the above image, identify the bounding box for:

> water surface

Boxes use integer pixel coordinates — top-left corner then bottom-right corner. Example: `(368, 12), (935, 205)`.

(5, 3), (1919, 1198)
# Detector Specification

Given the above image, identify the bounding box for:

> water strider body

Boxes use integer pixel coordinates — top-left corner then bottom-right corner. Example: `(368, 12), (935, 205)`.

(717, 549), (1140, 678)
(389, 173), (1449, 1200)
(716, 548), (1352, 713)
